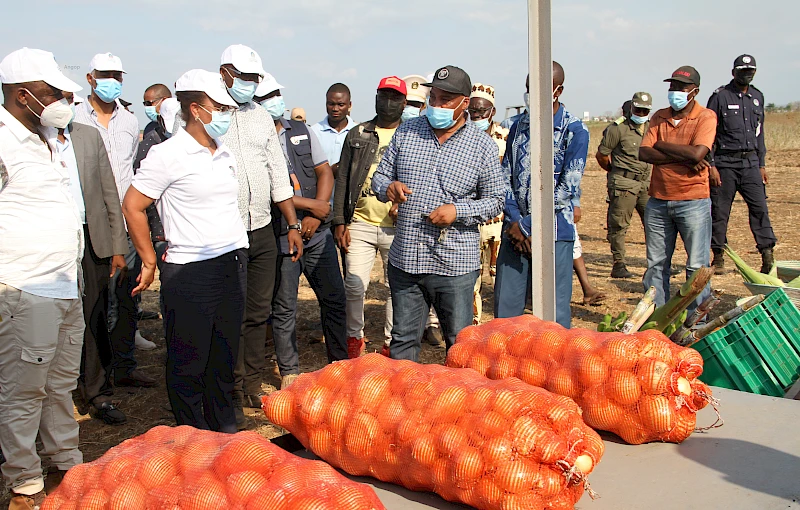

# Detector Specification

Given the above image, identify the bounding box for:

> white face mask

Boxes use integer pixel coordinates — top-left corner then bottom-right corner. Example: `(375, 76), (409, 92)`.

(24, 89), (74, 129)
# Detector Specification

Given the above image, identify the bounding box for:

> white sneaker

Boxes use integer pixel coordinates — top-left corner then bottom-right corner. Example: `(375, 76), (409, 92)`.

(134, 330), (157, 351)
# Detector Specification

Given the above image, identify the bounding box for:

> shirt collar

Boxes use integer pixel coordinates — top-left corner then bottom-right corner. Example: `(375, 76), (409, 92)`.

(175, 128), (231, 158)
(553, 103), (565, 130)
(320, 115), (355, 132)
(83, 98), (119, 120)
(0, 105), (38, 142)
(280, 117), (292, 131)
(727, 79), (751, 97)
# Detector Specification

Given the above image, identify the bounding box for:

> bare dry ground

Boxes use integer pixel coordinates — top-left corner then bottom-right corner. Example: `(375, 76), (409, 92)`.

(14, 114), (799, 493)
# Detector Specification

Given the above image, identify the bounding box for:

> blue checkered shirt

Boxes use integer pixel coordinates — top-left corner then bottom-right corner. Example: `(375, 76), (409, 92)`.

(371, 117), (505, 276)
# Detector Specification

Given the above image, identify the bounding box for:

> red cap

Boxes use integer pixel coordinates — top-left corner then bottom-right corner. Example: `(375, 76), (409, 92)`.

(378, 76), (407, 95)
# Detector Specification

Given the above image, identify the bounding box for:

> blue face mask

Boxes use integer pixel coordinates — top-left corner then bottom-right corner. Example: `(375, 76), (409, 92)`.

(144, 105), (158, 122)
(199, 106), (232, 138)
(630, 114), (648, 125)
(426, 103), (458, 130)
(227, 77), (257, 104)
(94, 78), (122, 104)
(401, 105), (420, 122)
(260, 96), (286, 120)
(472, 117), (490, 131)
(667, 89), (695, 111)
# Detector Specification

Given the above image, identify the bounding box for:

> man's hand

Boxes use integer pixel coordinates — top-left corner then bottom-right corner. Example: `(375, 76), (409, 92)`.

(691, 158), (711, 175)
(427, 204), (457, 227)
(387, 181), (412, 203)
(389, 203), (399, 222)
(516, 237), (532, 255)
(334, 224), (351, 252)
(132, 263), (155, 296)
(287, 230), (304, 262)
(307, 199), (331, 220)
(709, 166), (722, 187)
(301, 217), (321, 241)
(506, 221), (527, 244)
(110, 255), (126, 278)
(573, 206), (582, 224)
(760, 167), (769, 185)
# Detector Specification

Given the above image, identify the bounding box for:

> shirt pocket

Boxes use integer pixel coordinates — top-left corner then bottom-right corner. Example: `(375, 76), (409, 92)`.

(721, 110), (743, 133)
(294, 142), (316, 178)
(0, 283), (22, 321)
(438, 164), (478, 199)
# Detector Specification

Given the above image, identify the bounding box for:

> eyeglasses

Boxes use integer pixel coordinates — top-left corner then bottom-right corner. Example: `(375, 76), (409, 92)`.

(198, 104), (236, 115)
(142, 97), (167, 107)
(223, 67), (262, 84)
(468, 106), (493, 119)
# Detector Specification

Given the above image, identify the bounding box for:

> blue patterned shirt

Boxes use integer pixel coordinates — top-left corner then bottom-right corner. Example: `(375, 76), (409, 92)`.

(502, 105), (588, 242)
(372, 117), (505, 276)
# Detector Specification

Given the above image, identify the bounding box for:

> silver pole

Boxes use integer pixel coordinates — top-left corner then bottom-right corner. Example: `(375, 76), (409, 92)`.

(527, 0), (556, 321)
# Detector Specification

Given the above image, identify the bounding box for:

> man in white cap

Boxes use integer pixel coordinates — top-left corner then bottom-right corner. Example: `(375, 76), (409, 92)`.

(74, 52), (157, 391)
(0, 47), (85, 509)
(401, 74), (429, 121)
(218, 45), (302, 425)
(467, 83), (508, 324)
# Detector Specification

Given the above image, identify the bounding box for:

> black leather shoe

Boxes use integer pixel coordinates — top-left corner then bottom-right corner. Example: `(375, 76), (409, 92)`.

(89, 401), (127, 425)
(137, 309), (161, 321)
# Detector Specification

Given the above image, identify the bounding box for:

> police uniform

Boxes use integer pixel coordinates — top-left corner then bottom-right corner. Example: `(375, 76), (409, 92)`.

(707, 54), (776, 271)
(597, 92), (652, 277)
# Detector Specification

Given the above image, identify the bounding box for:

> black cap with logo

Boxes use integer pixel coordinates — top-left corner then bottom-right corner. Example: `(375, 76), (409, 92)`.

(423, 65), (472, 97)
(734, 54), (757, 69)
(664, 65), (701, 86)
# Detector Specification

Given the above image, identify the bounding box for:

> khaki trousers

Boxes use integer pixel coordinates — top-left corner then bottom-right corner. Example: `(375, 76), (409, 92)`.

(474, 221), (503, 324)
(0, 283), (84, 495)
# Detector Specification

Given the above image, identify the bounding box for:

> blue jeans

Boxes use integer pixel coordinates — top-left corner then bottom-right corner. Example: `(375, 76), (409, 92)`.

(644, 197), (712, 312)
(494, 239), (573, 328)
(272, 230), (347, 375)
(387, 264), (478, 361)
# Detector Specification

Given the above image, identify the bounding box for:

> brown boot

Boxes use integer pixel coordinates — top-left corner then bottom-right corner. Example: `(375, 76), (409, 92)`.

(9, 490), (45, 510)
(44, 469), (67, 494)
(711, 249), (725, 275)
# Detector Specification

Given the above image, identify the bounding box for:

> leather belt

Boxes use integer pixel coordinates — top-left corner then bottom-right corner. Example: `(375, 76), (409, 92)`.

(716, 150), (756, 159)
(482, 214), (504, 225)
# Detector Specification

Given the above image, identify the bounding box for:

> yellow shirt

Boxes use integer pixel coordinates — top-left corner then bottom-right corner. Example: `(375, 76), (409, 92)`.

(353, 126), (397, 227)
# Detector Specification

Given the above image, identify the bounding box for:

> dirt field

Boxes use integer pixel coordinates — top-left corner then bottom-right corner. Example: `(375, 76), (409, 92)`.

(17, 114), (800, 491)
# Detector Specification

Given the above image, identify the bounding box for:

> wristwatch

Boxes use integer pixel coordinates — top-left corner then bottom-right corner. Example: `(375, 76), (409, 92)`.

(287, 223), (302, 232)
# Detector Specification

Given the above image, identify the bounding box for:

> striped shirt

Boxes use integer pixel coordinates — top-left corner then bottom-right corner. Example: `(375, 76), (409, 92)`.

(222, 102), (294, 231)
(74, 100), (139, 204)
(371, 117), (504, 276)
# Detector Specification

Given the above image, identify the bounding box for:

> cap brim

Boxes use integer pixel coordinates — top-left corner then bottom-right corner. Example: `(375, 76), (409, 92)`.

(423, 82), (468, 96)
(91, 67), (127, 74)
(735, 65), (757, 69)
(664, 77), (695, 84)
(207, 89), (238, 107)
(632, 102), (652, 109)
(45, 73), (82, 93)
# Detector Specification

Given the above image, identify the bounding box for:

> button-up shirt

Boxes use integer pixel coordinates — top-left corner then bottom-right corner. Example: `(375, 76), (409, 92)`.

(0, 106), (83, 299)
(706, 80), (766, 168)
(74, 99), (139, 204)
(372, 117), (504, 276)
(503, 105), (588, 242)
(310, 115), (356, 166)
(56, 127), (87, 224)
(222, 101), (294, 231)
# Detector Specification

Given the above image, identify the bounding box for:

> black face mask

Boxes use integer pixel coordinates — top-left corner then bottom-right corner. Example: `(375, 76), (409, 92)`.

(376, 96), (405, 122)
(734, 69), (755, 86)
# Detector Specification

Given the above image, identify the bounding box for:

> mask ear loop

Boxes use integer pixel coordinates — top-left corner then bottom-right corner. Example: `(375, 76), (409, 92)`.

(20, 88), (46, 119)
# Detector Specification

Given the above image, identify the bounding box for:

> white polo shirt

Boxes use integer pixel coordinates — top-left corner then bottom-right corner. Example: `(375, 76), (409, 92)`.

(131, 129), (248, 264)
(0, 106), (83, 299)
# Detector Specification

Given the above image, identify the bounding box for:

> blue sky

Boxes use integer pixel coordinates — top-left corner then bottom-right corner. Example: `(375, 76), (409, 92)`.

(1, 0), (798, 128)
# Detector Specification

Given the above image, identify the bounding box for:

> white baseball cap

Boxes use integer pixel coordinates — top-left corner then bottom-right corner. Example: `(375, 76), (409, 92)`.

(89, 52), (126, 73)
(255, 73), (284, 97)
(159, 97), (180, 134)
(220, 44), (265, 77)
(72, 94), (85, 104)
(0, 47), (82, 92)
(175, 69), (237, 107)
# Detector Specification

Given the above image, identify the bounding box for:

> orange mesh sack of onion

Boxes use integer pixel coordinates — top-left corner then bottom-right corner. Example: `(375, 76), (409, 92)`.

(446, 315), (722, 445)
(42, 425), (385, 510)
(263, 353), (604, 510)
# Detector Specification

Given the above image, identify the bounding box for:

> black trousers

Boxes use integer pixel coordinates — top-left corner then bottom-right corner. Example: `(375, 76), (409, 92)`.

(235, 225), (278, 398)
(76, 225), (114, 407)
(160, 249), (247, 433)
(711, 163), (777, 252)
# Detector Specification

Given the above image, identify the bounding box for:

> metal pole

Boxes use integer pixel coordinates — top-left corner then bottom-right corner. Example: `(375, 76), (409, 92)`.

(527, 0), (556, 321)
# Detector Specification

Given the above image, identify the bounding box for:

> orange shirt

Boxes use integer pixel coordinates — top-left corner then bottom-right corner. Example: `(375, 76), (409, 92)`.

(641, 101), (718, 201)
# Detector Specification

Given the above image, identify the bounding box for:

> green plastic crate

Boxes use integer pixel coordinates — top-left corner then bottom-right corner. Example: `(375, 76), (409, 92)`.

(694, 324), (785, 396)
(760, 288), (800, 354)
(693, 288), (800, 396)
